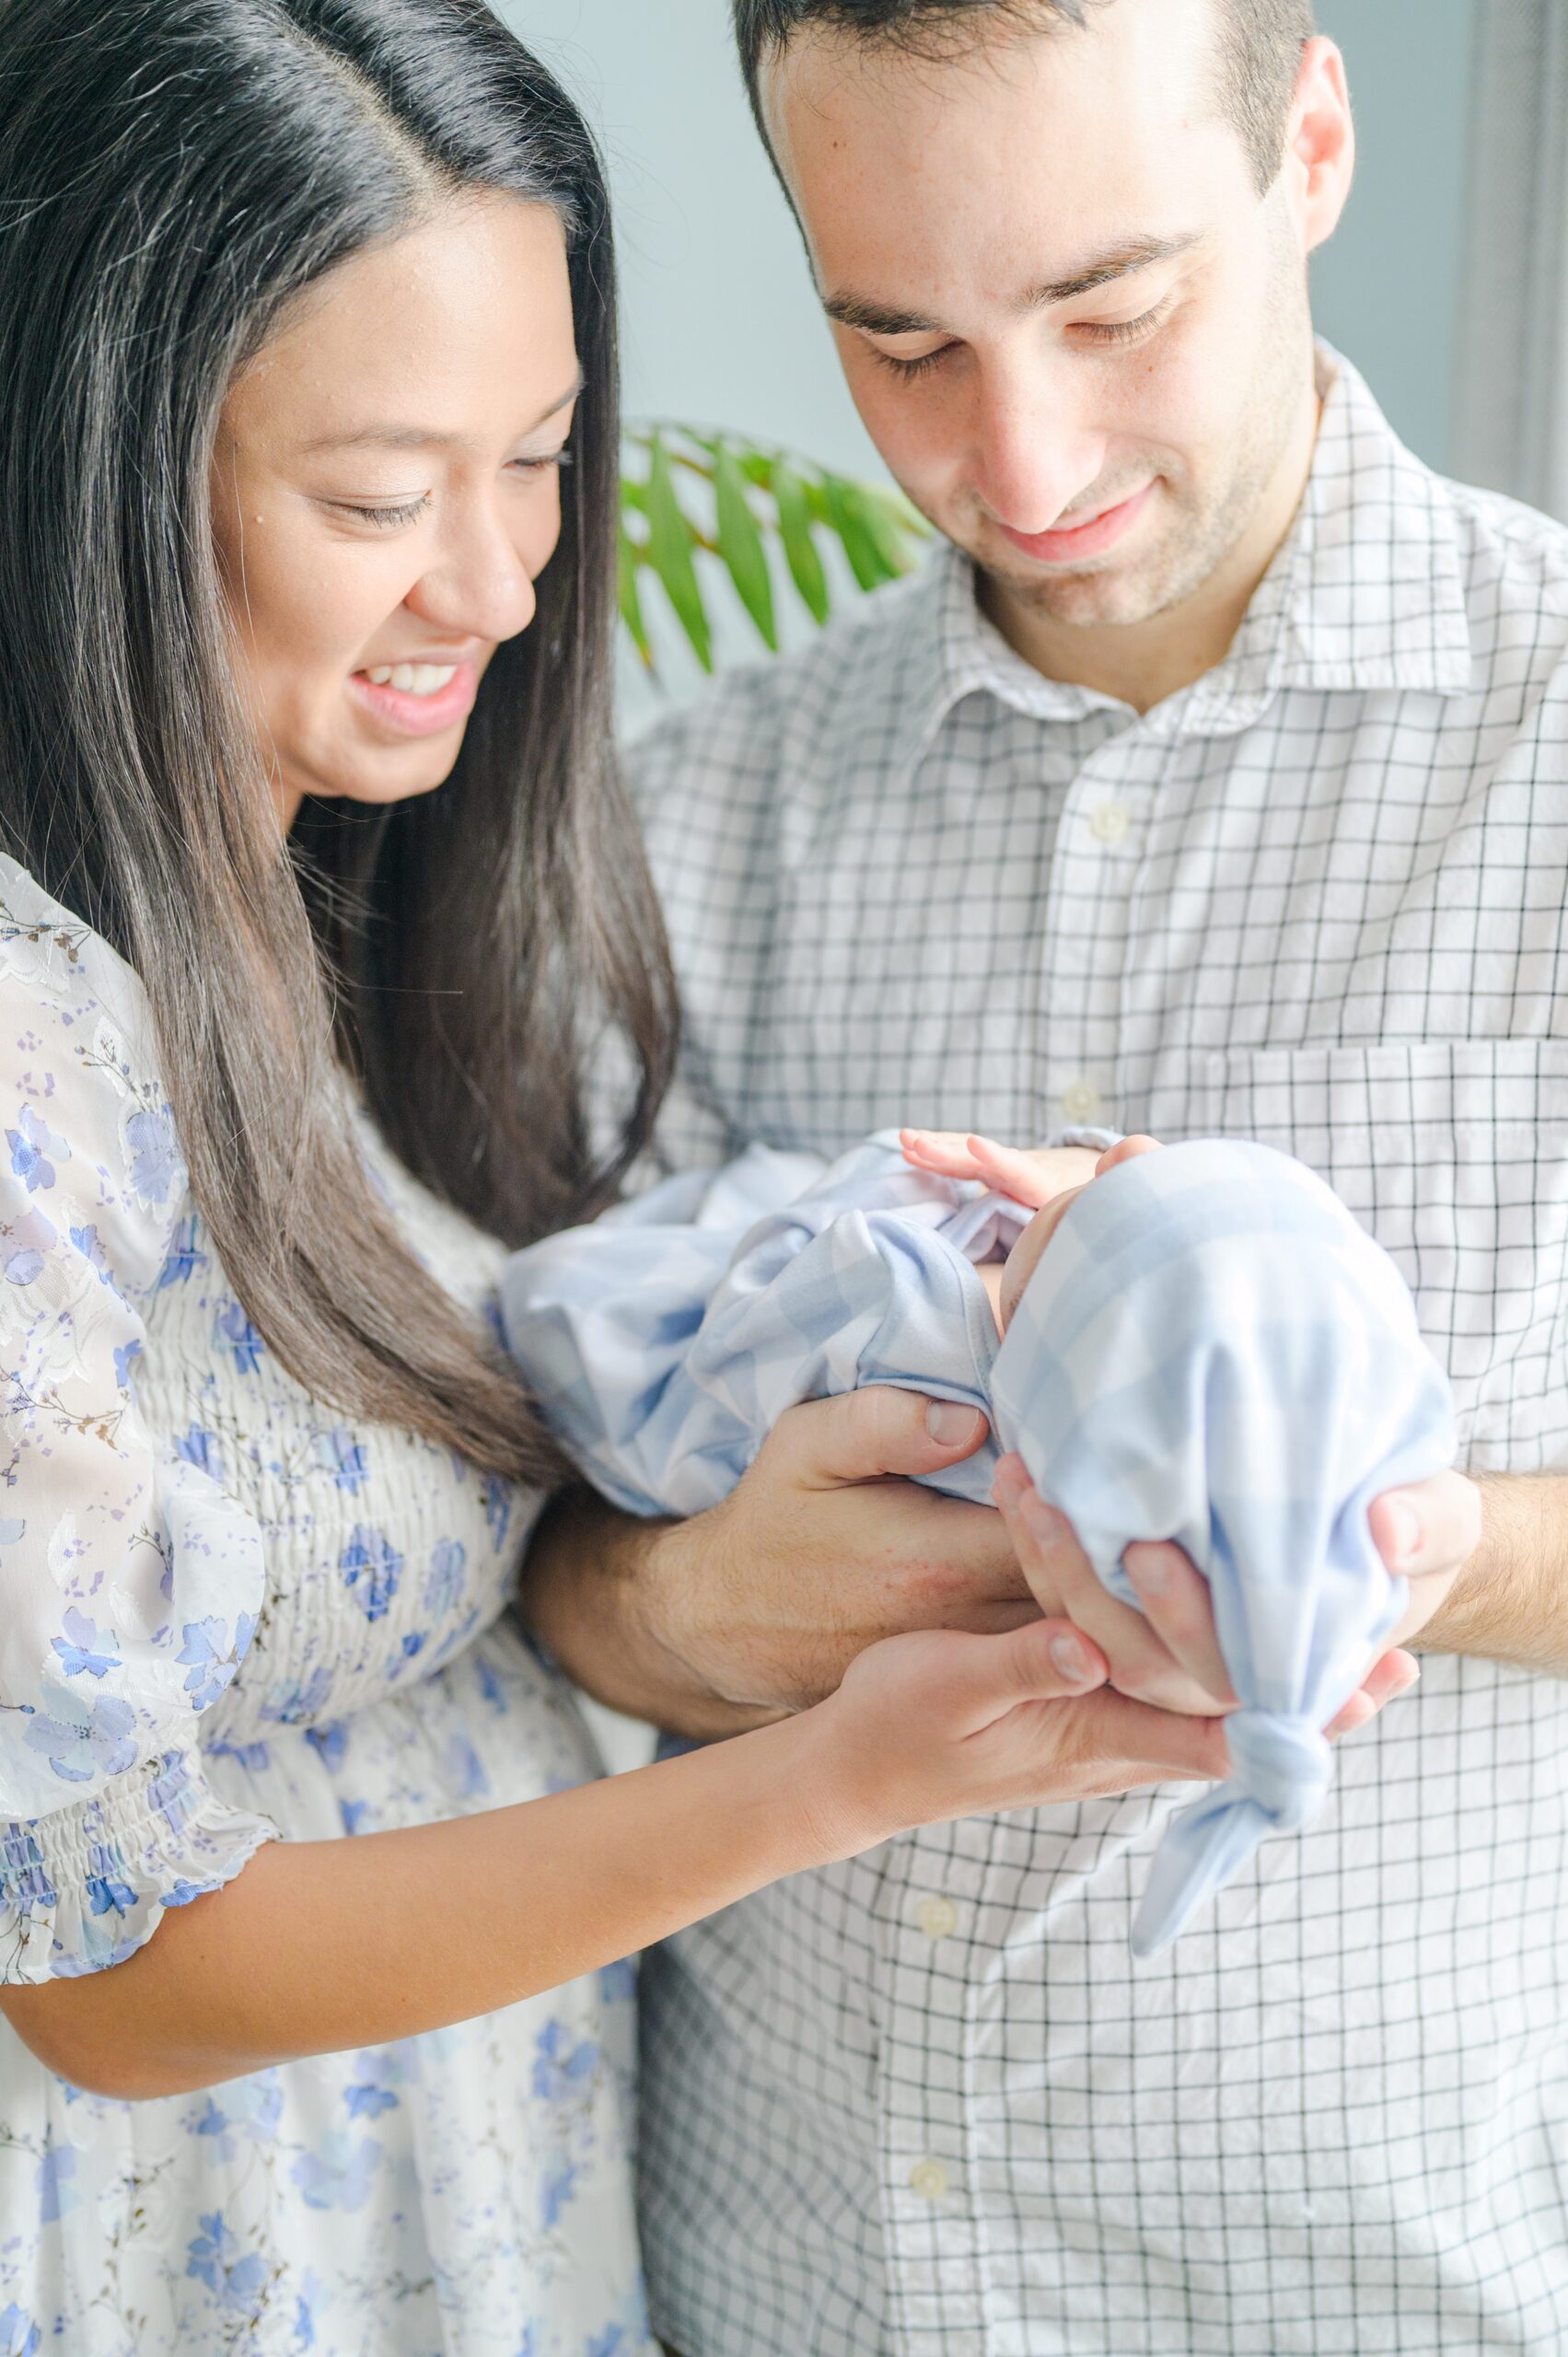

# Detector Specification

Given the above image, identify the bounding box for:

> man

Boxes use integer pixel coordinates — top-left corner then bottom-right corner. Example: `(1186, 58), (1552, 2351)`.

(524, 2), (1568, 2348)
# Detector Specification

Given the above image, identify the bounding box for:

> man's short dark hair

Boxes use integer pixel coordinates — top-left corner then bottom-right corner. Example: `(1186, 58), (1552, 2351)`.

(733, 0), (1318, 198)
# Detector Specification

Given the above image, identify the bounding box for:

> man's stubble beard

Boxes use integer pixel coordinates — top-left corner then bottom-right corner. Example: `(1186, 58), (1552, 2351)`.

(965, 219), (1316, 634)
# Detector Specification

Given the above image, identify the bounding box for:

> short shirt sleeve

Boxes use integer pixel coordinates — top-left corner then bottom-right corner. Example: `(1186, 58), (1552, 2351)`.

(0, 864), (274, 1980)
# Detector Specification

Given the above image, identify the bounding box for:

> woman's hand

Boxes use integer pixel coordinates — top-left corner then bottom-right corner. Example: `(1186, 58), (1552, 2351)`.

(991, 1454), (1474, 1732)
(802, 1614), (1234, 1858)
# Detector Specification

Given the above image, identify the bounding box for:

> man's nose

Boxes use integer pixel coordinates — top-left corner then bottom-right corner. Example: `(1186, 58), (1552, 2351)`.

(969, 363), (1109, 538)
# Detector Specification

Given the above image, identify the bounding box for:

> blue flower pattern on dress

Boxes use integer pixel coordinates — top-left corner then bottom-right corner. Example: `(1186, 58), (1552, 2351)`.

(339, 1526), (402, 1622)
(0, 857), (645, 2355)
(51, 1608), (119, 1680)
(0, 2306), (40, 2357)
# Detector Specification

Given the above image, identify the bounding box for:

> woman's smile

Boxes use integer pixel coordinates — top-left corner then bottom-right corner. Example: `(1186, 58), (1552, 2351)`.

(346, 654), (482, 737)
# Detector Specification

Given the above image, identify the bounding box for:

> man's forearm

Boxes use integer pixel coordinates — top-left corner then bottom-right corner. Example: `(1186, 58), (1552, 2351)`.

(1420, 1473), (1568, 1676)
(517, 1487), (768, 1740)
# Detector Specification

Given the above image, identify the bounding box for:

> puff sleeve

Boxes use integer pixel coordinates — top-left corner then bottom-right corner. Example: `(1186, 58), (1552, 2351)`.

(0, 865), (273, 1980)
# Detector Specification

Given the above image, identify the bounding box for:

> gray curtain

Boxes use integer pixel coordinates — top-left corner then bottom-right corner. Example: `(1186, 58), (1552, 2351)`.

(1452, 0), (1568, 520)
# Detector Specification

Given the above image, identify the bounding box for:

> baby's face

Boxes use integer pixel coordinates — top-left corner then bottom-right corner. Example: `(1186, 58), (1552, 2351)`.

(997, 1135), (1163, 1329)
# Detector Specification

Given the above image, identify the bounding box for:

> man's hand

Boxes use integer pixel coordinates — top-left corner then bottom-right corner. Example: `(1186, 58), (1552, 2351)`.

(522, 1387), (1033, 1738)
(646, 1388), (1040, 1715)
(991, 1454), (1484, 1729)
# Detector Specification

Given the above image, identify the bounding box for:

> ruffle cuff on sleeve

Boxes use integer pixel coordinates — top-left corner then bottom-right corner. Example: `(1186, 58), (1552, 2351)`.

(0, 1745), (277, 1983)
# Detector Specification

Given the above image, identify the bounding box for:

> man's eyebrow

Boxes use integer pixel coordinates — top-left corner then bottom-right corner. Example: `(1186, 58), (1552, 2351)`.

(822, 292), (942, 336)
(298, 371), (585, 455)
(1027, 232), (1203, 308)
(822, 235), (1203, 339)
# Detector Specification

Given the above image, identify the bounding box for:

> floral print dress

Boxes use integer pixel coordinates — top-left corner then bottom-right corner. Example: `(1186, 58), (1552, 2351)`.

(0, 854), (649, 2357)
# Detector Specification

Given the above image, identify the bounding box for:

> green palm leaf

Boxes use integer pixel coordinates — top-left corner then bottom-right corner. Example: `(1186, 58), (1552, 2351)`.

(643, 429), (712, 672)
(772, 455), (830, 625)
(713, 440), (777, 651)
(620, 424), (928, 675)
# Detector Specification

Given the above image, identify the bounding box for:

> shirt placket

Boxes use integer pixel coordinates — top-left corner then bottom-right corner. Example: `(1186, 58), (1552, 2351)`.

(877, 1827), (992, 2357)
(1035, 723), (1163, 1143)
(877, 716), (1172, 2356)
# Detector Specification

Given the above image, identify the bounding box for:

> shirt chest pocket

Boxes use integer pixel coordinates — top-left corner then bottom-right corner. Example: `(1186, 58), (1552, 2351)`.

(1140, 1039), (1568, 1469)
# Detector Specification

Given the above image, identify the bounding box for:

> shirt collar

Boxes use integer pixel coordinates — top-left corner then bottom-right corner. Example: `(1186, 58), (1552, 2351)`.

(886, 341), (1475, 772)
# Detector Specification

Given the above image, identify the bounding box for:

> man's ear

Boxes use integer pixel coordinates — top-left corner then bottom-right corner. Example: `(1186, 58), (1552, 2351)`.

(1286, 35), (1356, 260)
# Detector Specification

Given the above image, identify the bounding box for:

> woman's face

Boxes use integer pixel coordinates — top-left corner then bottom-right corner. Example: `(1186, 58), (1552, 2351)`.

(211, 194), (579, 830)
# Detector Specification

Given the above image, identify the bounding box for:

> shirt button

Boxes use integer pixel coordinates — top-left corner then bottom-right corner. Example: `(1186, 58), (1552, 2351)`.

(916, 1895), (958, 1940)
(909, 2158), (951, 2201)
(1089, 801), (1131, 845)
(1062, 1079), (1103, 1123)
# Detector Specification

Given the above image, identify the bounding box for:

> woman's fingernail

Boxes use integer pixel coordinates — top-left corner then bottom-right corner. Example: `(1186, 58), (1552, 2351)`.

(1128, 1549), (1170, 1596)
(1023, 1492), (1065, 1546)
(1050, 1633), (1088, 1681)
(927, 1400), (982, 1446)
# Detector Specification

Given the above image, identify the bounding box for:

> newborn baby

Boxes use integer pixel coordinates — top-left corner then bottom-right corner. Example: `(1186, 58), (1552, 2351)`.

(501, 1129), (1456, 1953)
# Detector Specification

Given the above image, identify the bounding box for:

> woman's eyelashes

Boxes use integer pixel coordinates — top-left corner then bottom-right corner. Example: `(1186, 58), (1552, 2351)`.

(324, 449), (574, 530)
(335, 493), (432, 529)
(869, 294), (1177, 380)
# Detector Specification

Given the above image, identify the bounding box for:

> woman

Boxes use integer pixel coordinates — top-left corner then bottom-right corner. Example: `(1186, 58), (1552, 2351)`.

(0, 3), (1251, 2350)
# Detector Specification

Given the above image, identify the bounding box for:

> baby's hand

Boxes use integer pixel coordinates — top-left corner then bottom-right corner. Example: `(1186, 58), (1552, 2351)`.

(900, 1129), (1099, 1210)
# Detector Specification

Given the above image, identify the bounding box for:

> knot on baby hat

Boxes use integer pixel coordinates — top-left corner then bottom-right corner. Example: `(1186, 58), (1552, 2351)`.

(1223, 1711), (1333, 1833)
(989, 1137), (1456, 1955)
(1129, 1712), (1339, 1957)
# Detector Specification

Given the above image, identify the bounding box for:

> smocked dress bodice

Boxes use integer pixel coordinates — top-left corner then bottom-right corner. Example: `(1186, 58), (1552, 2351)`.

(0, 853), (648, 2357)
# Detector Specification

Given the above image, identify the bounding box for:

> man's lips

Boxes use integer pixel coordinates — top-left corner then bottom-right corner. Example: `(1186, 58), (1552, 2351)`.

(995, 480), (1156, 565)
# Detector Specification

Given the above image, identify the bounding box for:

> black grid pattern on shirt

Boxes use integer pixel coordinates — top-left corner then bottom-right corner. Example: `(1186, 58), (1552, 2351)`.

(625, 355), (1568, 2357)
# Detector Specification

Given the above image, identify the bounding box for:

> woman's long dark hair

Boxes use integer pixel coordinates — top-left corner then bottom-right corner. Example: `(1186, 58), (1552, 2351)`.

(0, 0), (676, 1485)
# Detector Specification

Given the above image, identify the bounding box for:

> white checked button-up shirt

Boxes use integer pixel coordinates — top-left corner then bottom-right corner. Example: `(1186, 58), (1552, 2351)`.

(623, 353), (1568, 2357)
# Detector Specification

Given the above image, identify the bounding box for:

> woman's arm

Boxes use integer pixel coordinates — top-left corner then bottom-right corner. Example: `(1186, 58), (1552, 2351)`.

(2, 1612), (1236, 2104)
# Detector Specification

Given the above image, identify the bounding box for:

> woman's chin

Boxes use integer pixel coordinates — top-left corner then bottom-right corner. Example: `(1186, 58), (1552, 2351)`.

(294, 746), (464, 810)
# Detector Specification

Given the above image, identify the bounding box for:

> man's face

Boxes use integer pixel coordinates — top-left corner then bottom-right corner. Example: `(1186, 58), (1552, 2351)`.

(763, 0), (1340, 634)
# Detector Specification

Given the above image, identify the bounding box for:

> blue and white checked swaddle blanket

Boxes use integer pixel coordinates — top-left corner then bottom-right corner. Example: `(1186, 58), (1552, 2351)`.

(501, 1133), (1456, 1952)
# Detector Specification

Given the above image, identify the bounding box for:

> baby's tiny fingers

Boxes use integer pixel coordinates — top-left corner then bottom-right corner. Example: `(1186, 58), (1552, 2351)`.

(900, 1128), (985, 1179)
(961, 1135), (1063, 1209)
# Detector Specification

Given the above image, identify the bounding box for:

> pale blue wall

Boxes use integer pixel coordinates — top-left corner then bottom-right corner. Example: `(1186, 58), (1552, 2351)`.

(507, 0), (1478, 477)
(506, 0), (885, 481)
(1313, 0), (1477, 470)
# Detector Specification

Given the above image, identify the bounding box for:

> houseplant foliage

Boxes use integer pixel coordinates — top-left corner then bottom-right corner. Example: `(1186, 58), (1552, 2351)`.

(620, 424), (931, 672)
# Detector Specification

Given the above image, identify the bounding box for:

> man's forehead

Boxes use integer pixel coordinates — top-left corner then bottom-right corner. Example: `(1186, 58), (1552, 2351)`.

(764, 2), (1236, 302)
(763, 0), (1226, 200)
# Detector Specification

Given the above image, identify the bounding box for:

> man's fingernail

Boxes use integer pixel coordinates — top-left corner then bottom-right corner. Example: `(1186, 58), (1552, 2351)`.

(1385, 1498), (1423, 1561)
(927, 1400), (982, 1446)
(1050, 1633), (1088, 1681)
